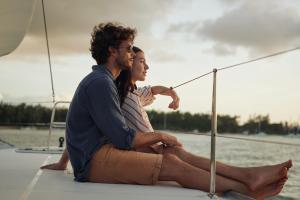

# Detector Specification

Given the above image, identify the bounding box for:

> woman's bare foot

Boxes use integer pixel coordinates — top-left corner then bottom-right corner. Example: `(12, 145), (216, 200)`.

(245, 160), (292, 191)
(247, 180), (286, 200)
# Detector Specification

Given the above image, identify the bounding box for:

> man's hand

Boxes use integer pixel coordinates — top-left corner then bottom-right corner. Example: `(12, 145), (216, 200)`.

(132, 131), (182, 149)
(160, 133), (182, 147)
(40, 162), (67, 171)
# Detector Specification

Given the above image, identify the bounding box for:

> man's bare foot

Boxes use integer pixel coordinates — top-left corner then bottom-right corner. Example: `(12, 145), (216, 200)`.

(247, 179), (286, 200)
(245, 160), (292, 191)
(277, 177), (288, 187)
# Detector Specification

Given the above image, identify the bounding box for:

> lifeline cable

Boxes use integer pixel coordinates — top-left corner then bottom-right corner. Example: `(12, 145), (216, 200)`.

(171, 46), (300, 90)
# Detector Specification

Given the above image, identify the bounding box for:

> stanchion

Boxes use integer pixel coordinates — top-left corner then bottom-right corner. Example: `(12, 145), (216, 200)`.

(208, 68), (218, 199)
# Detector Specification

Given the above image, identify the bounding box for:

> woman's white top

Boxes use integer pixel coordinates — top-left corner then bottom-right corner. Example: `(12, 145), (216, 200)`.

(121, 86), (155, 133)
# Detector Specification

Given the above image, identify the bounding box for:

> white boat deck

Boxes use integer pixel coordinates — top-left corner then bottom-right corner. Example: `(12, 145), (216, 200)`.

(0, 145), (252, 200)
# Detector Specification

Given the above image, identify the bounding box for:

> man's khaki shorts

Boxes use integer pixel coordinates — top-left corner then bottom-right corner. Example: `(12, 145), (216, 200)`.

(88, 144), (163, 185)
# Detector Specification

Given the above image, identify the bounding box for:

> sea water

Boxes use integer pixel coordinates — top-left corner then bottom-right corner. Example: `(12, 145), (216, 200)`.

(0, 127), (299, 199)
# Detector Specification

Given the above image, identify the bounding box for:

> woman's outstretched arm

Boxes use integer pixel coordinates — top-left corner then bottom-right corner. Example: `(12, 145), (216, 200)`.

(151, 86), (180, 110)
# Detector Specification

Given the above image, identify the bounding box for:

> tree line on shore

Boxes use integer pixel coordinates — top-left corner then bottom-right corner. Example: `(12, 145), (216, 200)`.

(0, 102), (299, 135)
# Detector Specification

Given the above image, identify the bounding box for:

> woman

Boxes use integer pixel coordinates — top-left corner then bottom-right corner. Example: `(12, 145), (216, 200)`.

(116, 47), (179, 132)
(115, 46), (179, 153)
(42, 46), (292, 199)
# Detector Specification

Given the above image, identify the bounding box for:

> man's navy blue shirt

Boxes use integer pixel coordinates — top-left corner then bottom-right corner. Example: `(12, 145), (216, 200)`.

(66, 65), (136, 182)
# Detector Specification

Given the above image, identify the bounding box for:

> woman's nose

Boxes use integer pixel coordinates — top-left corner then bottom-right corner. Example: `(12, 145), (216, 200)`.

(145, 64), (149, 70)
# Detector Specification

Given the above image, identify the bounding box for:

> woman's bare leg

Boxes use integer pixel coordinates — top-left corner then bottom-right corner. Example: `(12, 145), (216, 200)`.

(159, 153), (287, 199)
(163, 146), (292, 191)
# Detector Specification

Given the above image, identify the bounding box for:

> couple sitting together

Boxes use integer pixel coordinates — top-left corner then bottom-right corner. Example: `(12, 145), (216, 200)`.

(41, 22), (293, 199)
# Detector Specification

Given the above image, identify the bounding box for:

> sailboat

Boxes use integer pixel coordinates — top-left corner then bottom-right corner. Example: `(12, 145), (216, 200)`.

(1, 0), (296, 199)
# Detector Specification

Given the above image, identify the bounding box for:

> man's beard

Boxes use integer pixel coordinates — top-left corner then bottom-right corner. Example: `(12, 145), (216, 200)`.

(116, 57), (131, 70)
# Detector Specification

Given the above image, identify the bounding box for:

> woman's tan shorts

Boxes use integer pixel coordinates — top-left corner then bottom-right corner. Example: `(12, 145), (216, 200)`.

(88, 144), (163, 185)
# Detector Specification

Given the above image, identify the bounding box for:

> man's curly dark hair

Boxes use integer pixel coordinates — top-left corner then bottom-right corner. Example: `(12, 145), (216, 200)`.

(90, 22), (137, 65)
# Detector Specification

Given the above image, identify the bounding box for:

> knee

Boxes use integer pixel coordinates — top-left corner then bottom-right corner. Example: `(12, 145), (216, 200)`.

(162, 153), (181, 165)
(161, 154), (190, 179)
(163, 146), (184, 157)
(160, 154), (185, 181)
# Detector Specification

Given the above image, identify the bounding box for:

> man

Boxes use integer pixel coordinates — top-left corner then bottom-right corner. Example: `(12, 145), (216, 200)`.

(61, 22), (181, 184)
(42, 22), (291, 199)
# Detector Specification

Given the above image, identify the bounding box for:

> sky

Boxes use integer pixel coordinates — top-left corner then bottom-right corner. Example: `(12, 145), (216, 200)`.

(1, 0), (300, 124)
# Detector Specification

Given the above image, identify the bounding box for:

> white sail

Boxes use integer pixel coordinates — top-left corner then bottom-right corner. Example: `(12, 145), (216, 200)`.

(0, 0), (36, 57)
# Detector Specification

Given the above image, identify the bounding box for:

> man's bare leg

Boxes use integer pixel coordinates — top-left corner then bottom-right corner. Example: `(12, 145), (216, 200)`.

(163, 146), (292, 191)
(159, 153), (287, 200)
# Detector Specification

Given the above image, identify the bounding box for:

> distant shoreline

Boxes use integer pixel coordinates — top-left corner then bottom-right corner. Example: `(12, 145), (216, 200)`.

(0, 126), (299, 137)
(0, 124), (52, 130)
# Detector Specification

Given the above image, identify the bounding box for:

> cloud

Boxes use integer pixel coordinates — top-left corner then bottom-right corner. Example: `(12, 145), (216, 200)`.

(168, 0), (300, 55)
(167, 21), (199, 33)
(203, 44), (236, 56)
(149, 49), (185, 63)
(16, 0), (175, 55)
(218, 0), (243, 6)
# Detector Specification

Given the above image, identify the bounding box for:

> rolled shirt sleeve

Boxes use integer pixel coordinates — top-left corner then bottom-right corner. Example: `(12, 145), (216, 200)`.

(86, 78), (136, 150)
(137, 85), (155, 107)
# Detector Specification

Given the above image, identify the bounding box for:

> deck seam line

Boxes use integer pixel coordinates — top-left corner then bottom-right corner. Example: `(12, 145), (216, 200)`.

(19, 155), (52, 200)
